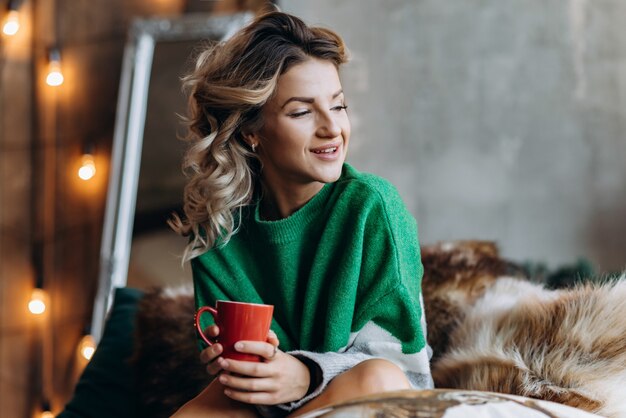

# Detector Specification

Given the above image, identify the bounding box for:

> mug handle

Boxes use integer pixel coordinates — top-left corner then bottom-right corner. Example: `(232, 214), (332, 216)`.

(194, 306), (218, 346)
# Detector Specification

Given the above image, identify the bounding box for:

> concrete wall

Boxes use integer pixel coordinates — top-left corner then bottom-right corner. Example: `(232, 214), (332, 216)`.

(284, 1), (626, 272)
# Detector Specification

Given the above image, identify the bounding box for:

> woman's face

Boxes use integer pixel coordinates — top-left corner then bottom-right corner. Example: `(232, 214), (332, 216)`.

(251, 58), (351, 196)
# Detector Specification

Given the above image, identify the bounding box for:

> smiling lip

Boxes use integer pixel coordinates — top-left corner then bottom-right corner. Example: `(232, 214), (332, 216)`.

(310, 143), (341, 159)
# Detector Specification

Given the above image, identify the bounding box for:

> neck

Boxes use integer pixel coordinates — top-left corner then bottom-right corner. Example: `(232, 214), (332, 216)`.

(259, 180), (324, 221)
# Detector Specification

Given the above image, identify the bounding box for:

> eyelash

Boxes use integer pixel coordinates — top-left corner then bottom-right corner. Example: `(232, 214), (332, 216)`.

(289, 110), (310, 118)
(288, 105), (348, 118)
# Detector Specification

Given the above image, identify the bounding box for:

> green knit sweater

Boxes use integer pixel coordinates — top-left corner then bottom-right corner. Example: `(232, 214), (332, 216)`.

(192, 164), (431, 409)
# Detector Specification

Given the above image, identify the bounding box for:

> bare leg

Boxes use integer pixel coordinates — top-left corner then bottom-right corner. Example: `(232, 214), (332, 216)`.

(288, 358), (412, 417)
(171, 379), (259, 418)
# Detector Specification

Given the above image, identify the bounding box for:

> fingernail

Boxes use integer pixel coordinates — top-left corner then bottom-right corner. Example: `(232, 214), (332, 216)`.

(235, 342), (243, 350)
(219, 375), (227, 384)
(214, 344), (222, 352)
(219, 358), (229, 368)
(224, 389), (231, 396)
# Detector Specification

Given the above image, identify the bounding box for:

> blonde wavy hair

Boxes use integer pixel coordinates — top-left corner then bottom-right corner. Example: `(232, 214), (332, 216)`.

(170, 11), (349, 261)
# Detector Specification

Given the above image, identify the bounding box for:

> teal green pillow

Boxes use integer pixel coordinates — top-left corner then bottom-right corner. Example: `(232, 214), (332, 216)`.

(58, 287), (144, 418)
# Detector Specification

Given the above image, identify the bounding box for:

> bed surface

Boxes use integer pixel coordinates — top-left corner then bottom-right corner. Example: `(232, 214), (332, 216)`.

(301, 389), (605, 418)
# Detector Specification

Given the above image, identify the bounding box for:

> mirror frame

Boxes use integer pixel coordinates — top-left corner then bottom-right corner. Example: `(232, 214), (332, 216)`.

(91, 12), (253, 342)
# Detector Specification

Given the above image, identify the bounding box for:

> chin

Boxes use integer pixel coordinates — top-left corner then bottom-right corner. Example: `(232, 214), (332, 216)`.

(316, 164), (343, 183)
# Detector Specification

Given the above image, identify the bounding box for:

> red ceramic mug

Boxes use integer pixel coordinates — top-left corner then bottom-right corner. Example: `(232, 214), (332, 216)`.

(194, 300), (274, 362)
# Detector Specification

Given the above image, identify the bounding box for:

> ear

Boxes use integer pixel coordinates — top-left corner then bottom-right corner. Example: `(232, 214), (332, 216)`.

(242, 131), (260, 150)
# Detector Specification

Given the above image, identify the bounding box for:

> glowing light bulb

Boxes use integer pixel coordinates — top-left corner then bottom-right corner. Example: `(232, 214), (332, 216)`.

(2, 10), (19, 36)
(79, 334), (96, 360)
(78, 154), (96, 180)
(28, 288), (47, 315)
(39, 400), (54, 418)
(46, 49), (64, 87)
(46, 62), (64, 86)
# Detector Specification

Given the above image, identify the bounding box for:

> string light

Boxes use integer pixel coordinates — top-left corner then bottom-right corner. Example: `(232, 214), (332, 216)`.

(2, 0), (22, 36)
(78, 334), (96, 361)
(78, 153), (96, 180)
(28, 288), (48, 315)
(2, 10), (19, 36)
(39, 400), (54, 418)
(46, 48), (64, 87)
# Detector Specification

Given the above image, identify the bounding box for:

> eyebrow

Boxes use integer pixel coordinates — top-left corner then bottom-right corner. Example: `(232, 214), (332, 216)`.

(280, 89), (344, 109)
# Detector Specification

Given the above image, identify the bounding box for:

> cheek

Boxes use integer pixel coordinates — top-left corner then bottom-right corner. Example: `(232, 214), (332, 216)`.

(266, 130), (307, 157)
(342, 118), (351, 140)
(280, 123), (312, 146)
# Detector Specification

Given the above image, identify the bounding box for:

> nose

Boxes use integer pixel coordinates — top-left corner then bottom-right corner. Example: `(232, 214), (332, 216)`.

(316, 111), (341, 138)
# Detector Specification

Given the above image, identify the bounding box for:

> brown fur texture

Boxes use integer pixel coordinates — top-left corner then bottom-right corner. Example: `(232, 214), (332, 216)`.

(423, 241), (626, 418)
(421, 241), (526, 360)
(132, 286), (210, 418)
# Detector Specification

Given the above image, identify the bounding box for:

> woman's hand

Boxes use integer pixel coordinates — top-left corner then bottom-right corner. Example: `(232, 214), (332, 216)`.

(216, 332), (311, 405)
(198, 325), (225, 375)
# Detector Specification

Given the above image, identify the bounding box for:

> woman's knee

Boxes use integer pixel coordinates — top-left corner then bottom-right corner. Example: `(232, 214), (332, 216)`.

(172, 379), (258, 418)
(291, 359), (411, 416)
(351, 358), (411, 394)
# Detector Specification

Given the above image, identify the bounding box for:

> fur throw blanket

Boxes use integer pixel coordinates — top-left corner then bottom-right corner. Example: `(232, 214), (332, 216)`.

(132, 286), (209, 418)
(131, 241), (625, 418)
(423, 241), (626, 418)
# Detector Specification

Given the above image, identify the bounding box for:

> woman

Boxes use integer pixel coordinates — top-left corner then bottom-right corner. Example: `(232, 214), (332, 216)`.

(171, 10), (433, 418)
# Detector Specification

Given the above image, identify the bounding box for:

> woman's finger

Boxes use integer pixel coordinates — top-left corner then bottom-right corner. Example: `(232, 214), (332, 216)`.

(219, 373), (278, 393)
(205, 357), (224, 375)
(203, 325), (220, 338)
(235, 341), (278, 361)
(199, 343), (223, 363)
(223, 387), (278, 406)
(218, 357), (271, 378)
(266, 330), (279, 347)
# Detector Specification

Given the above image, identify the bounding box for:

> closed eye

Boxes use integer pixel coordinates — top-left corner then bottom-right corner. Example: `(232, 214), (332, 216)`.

(288, 110), (311, 118)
